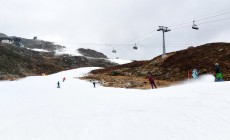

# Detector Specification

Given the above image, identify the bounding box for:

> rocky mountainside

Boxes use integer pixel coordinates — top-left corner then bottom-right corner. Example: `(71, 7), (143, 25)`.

(0, 33), (65, 51)
(0, 43), (117, 80)
(0, 33), (8, 38)
(82, 43), (230, 89)
(78, 48), (108, 58)
(20, 38), (64, 51)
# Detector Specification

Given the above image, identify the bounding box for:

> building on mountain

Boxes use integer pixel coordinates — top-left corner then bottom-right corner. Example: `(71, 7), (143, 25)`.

(0, 37), (23, 47)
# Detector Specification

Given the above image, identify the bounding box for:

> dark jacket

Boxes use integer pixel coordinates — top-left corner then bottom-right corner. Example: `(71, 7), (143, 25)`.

(215, 65), (221, 74)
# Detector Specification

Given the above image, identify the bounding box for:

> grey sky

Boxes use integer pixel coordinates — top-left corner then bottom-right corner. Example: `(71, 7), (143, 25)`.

(1, 0), (230, 60)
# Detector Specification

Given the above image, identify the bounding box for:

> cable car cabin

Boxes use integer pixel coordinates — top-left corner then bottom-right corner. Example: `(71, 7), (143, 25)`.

(192, 21), (199, 30)
(112, 48), (116, 53)
(192, 25), (199, 30)
(133, 43), (138, 50)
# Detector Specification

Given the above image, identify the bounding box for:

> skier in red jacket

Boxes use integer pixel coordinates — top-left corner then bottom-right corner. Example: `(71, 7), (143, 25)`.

(63, 77), (66, 82)
(146, 72), (157, 89)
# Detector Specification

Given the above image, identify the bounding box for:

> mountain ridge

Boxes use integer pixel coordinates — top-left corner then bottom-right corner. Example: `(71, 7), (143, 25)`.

(82, 42), (230, 88)
(0, 33), (120, 80)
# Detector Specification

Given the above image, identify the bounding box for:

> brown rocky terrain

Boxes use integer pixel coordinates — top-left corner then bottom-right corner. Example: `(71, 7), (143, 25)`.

(82, 43), (230, 89)
(78, 48), (108, 58)
(0, 43), (117, 80)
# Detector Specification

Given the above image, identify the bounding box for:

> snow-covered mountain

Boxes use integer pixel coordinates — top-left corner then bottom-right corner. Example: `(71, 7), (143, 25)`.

(0, 67), (230, 140)
(0, 43), (123, 80)
(0, 33), (133, 81)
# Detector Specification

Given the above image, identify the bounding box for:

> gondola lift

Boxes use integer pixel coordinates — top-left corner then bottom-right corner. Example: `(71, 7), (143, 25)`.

(133, 43), (138, 50)
(192, 21), (199, 30)
(112, 48), (116, 53)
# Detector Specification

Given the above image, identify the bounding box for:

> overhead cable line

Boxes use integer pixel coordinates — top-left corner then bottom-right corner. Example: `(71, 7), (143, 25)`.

(135, 32), (160, 43)
(121, 30), (158, 44)
(196, 11), (230, 21)
(53, 9), (230, 49)
(124, 9), (230, 46)
(199, 17), (230, 25)
(170, 17), (230, 31)
(168, 10), (230, 28)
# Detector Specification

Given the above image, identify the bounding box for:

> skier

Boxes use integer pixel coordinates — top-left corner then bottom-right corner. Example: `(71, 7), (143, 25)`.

(57, 81), (60, 88)
(146, 72), (157, 89)
(192, 68), (198, 78)
(214, 63), (223, 82)
(93, 81), (96, 88)
(63, 77), (66, 82)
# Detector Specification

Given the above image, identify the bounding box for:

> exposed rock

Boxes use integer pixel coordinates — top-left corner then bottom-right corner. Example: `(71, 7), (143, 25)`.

(0, 43), (118, 80)
(78, 48), (108, 58)
(19, 38), (64, 51)
(0, 33), (63, 51)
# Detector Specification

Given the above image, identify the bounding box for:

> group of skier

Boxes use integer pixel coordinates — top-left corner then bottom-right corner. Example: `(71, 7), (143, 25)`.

(145, 63), (223, 89)
(146, 62), (224, 89)
(56, 63), (223, 89)
(57, 77), (66, 88)
(57, 77), (98, 88)
(192, 63), (223, 82)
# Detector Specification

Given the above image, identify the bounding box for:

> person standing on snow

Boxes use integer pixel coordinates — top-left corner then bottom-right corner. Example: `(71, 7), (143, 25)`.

(57, 81), (60, 88)
(146, 72), (157, 89)
(192, 68), (198, 78)
(93, 81), (96, 88)
(63, 77), (66, 82)
(214, 63), (223, 81)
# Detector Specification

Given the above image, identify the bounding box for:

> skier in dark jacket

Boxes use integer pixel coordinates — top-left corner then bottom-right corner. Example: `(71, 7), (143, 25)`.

(93, 81), (96, 88)
(214, 63), (223, 81)
(57, 81), (60, 88)
(146, 73), (157, 89)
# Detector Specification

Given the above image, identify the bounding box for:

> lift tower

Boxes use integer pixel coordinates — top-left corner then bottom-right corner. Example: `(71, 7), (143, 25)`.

(157, 26), (171, 57)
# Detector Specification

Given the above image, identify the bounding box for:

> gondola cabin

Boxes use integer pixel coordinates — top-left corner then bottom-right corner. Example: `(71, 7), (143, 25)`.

(112, 48), (116, 53)
(192, 21), (199, 30)
(133, 43), (138, 50)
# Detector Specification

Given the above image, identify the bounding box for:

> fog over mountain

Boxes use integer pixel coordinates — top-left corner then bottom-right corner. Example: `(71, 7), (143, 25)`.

(1, 0), (230, 60)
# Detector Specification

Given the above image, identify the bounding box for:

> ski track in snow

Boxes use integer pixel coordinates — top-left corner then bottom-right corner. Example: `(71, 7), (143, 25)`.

(0, 67), (230, 140)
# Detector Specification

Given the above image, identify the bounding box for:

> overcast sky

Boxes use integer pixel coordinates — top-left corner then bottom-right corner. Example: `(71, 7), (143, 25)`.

(1, 0), (230, 60)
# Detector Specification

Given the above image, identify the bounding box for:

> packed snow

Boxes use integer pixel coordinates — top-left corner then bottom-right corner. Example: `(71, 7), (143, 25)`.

(0, 67), (230, 140)
(55, 47), (83, 56)
(108, 58), (132, 64)
(54, 47), (131, 65)
(29, 48), (50, 52)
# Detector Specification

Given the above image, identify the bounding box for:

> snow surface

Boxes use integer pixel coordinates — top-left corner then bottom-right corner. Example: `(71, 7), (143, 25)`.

(54, 47), (131, 65)
(0, 68), (230, 140)
(108, 58), (132, 64)
(29, 48), (50, 52)
(55, 47), (82, 56)
(55, 47), (132, 64)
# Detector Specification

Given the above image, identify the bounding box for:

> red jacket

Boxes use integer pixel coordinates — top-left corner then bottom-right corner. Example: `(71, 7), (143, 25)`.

(147, 75), (155, 83)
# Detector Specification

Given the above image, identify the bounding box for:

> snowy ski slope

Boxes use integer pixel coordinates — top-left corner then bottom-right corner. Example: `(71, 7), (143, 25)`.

(0, 67), (230, 140)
